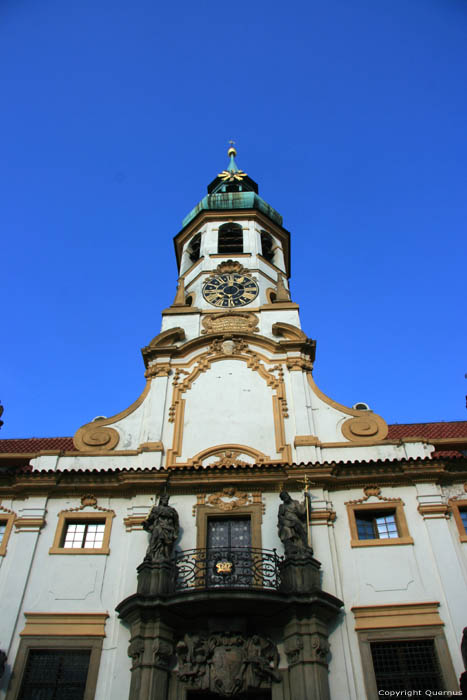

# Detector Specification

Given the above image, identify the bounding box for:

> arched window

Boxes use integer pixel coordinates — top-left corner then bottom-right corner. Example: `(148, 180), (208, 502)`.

(218, 223), (243, 254)
(188, 233), (201, 263)
(260, 231), (275, 263)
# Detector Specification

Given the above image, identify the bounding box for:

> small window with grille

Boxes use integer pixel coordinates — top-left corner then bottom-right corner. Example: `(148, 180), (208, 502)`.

(355, 510), (399, 540)
(61, 521), (106, 549)
(218, 223), (243, 254)
(370, 640), (443, 692)
(18, 649), (91, 700)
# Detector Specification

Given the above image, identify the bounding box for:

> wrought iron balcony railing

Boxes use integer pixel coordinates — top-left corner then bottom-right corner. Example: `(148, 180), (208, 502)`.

(173, 547), (282, 592)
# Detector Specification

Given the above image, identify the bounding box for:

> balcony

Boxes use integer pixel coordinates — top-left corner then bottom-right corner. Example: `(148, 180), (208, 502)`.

(173, 547), (282, 592)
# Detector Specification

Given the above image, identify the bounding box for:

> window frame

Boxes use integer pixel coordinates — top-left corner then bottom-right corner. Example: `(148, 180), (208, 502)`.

(0, 511), (16, 556)
(6, 636), (103, 700)
(357, 626), (458, 697)
(49, 511), (114, 555)
(195, 502), (263, 551)
(346, 500), (413, 548)
(449, 499), (467, 543)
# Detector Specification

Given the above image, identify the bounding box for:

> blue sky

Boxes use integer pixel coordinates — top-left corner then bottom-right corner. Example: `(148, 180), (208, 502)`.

(1, 0), (466, 438)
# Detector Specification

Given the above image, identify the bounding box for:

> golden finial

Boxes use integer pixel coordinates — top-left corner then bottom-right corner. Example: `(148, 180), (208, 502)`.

(228, 139), (237, 157)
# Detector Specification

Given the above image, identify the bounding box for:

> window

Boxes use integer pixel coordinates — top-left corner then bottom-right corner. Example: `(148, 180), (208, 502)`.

(346, 500), (413, 547)
(17, 649), (91, 699)
(7, 614), (107, 700)
(355, 510), (398, 540)
(460, 509), (467, 530)
(260, 231), (275, 263)
(62, 522), (106, 549)
(353, 603), (458, 697)
(449, 499), (467, 542)
(218, 223), (243, 254)
(188, 233), (201, 263)
(49, 509), (114, 555)
(0, 511), (16, 556)
(370, 639), (443, 692)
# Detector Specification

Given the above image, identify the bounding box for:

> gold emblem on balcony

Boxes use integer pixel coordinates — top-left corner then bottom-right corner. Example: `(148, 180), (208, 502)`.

(215, 560), (233, 574)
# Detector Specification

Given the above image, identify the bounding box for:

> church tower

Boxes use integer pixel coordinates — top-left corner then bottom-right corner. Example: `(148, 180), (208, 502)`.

(74, 147), (425, 469)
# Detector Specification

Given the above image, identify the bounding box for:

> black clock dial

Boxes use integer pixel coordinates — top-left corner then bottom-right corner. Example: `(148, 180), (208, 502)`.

(202, 273), (259, 308)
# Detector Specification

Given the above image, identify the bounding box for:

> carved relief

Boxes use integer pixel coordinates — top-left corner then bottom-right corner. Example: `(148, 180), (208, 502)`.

(206, 488), (252, 510)
(145, 362), (171, 378)
(153, 639), (173, 669)
(341, 413), (388, 443)
(176, 632), (280, 697)
(73, 424), (120, 452)
(284, 635), (303, 666)
(286, 357), (314, 372)
(215, 260), (249, 275)
(346, 486), (400, 505)
(128, 639), (145, 669)
(272, 322), (307, 341)
(201, 312), (259, 335)
(190, 445), (271, 468)
(60, 495), (114, 514)
(310, 634), (330, 663)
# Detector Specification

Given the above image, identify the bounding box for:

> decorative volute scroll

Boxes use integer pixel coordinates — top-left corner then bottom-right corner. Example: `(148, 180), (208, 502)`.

(201, 311), (259, 335)
(73, 424), (120, 452)
(144, 326), (186, 350)
(341, 413), (388, 443)
(272, 322), (307, 341)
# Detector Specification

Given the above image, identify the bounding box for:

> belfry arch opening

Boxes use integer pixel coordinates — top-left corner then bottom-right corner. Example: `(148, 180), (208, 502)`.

(188, 232), (201, 263)
(260, 230), (275, 263)
(218, 223), (243, 254)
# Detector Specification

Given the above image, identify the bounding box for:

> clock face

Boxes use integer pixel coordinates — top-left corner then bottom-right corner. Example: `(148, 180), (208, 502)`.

(202, 273), (259, 308)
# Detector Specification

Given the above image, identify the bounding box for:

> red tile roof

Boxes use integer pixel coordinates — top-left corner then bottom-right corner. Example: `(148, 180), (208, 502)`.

(0, 422), (466, 457)
(0, 437), (74, 453)
(387, 421), (467, 440)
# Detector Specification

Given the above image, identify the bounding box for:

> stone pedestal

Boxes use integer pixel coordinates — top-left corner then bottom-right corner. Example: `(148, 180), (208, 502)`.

(136, 560), (177, 596)
(279, 554), (321, 594)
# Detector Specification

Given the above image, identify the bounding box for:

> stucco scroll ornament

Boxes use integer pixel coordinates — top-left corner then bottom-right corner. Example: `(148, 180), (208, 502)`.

(341, 413), (388, 443)
(73, 423), (120, 452)
(142, 495), (179, 562)
(278, 491), (313, 557)
(206, 487), (251, 511)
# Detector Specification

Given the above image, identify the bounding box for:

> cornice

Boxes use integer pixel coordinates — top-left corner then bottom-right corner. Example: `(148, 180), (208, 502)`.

(1, 457), (465, 499)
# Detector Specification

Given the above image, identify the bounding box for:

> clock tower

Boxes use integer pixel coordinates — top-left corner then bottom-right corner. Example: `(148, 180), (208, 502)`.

(74, 146), (426, 470)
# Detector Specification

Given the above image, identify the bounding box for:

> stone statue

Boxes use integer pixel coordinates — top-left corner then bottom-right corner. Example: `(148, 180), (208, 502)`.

(142, 495), (179, 562)
(278, 490), (311, 557)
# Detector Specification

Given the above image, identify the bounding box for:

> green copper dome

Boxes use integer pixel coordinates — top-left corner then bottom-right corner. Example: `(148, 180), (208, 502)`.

(181, 147), (283, 228)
